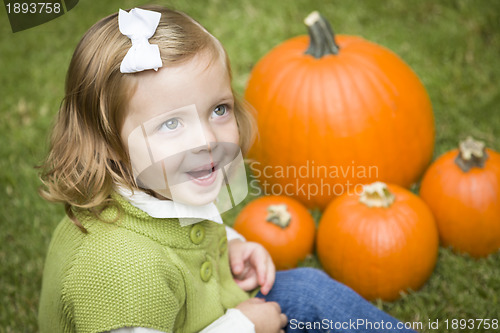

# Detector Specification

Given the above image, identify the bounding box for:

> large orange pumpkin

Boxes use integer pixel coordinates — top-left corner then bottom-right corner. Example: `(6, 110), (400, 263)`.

(316, 182), (439, 301)
(420, 137), (500, 258)
(233, 195), (316, 270)
(245, 12), (434, 210)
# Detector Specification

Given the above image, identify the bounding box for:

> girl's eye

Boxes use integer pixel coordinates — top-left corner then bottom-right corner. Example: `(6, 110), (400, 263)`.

(160, 118), (180, 131)
(212, 105), (227, 117)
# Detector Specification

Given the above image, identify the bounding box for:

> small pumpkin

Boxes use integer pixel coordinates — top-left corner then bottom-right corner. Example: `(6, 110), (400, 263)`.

(245, 11), (434, 210)
(419, 137), (500, 258)
(316, 182), (439, 301)
(233, 195), (316, 270)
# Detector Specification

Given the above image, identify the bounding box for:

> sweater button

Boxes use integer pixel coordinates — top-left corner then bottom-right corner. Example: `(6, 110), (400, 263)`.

(190, 225), (205, 245)
(200, 261), (213, 282)
(218, 238), (228, 255)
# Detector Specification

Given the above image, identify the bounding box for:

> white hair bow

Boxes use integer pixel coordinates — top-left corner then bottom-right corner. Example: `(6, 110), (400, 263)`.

(118, 8), (163, 73)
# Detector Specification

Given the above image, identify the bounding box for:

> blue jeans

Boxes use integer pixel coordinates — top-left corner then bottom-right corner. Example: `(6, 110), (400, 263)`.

(256, 268), (417, 333)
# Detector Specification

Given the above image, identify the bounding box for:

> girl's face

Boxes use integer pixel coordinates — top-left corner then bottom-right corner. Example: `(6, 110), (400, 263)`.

(120, 52), (241, 206)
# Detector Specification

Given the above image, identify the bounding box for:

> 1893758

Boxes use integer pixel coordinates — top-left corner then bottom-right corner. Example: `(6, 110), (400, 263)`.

(6, 2), (61, 14)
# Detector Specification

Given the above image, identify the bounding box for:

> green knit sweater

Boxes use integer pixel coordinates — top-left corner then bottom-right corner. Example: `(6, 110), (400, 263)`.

(38, 193), (251, 333)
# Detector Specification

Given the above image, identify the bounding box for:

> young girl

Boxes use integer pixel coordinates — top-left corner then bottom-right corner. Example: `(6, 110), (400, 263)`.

(38, 5), (417, 333)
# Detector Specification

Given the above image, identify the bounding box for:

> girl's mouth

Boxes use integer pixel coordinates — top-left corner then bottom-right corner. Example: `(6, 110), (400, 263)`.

(186, 163), (218, 186)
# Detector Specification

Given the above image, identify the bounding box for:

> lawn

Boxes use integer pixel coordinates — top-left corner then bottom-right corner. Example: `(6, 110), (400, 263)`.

(1, 0), (499, 332)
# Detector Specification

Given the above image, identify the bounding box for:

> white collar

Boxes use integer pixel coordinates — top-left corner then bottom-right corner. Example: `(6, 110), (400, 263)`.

(116, 185), (223, 226)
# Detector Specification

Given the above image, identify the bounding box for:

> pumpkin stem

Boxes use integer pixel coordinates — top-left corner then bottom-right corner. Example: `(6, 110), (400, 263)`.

(304, 11), (340, 58)
(266, 204), (291, 228)
(359, 182), (395, 208)
(455, 136), (489, 172)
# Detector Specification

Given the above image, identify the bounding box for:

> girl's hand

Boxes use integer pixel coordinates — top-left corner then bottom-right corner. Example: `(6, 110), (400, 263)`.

(236, 298), (287, 333)
(228, 239), (275, 295)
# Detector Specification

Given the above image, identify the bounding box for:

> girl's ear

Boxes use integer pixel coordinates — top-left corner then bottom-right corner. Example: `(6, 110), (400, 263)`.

(108, 147), (124, 163)
(106, 145), (130, 177)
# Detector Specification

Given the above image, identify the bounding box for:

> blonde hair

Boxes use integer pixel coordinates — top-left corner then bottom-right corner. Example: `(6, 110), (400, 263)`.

(39, 5), (256, 230)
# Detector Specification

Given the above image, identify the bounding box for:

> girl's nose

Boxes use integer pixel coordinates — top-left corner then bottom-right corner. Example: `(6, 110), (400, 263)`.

(192, 124), (217, 153)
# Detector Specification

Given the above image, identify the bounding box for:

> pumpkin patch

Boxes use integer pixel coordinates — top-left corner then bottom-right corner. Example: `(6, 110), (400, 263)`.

(419, 137), (500, 258)
(239, 11), (497, 303)
(245, 11), (434, 210)
(316, 182), (439, 301)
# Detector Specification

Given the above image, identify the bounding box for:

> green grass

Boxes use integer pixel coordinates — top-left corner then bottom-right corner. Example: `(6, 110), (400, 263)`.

(1, 0), (500, 332)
